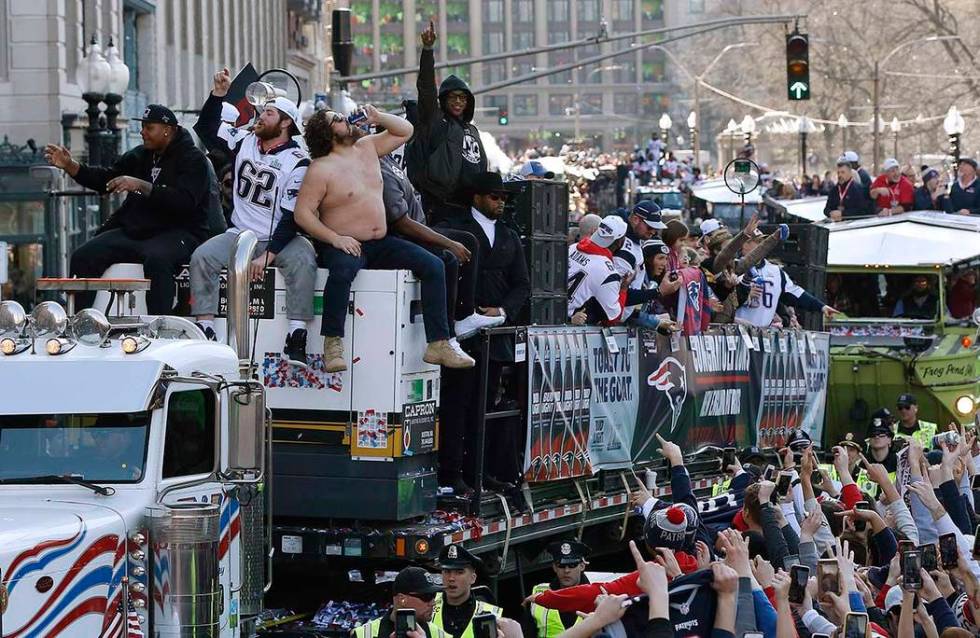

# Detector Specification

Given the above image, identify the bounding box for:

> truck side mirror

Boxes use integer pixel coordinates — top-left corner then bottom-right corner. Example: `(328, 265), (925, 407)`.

(226, 382), (266, 479)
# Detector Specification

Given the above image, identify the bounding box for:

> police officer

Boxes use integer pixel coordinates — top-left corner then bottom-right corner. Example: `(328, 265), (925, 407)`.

(432, 545), (502, 638)
(894, 394), (937, 449)
(352, 566), (447, 638)
(526, 541), (591, 638)
(861, 416), (899, 497)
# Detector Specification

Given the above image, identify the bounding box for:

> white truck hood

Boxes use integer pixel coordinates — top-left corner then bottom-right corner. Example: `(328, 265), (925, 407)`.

(0, 498), (129, 637)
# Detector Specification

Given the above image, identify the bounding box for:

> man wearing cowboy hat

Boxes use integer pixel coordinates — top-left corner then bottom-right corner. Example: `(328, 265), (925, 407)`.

(432, 545), (502, 638)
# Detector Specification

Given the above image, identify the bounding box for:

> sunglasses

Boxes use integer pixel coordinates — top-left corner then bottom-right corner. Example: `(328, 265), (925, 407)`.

(446, 93), (468, 103)
(897, 404), (913, 410)
(486, 193), (505, 202)
(408, 591), (437, 602)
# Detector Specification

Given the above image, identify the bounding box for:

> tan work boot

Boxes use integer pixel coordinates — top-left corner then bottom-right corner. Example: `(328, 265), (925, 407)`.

(423, 339), (476, 369)
(322, 336), (347, 372)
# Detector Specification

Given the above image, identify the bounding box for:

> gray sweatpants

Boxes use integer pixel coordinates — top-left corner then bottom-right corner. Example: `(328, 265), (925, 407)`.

(189, 231), (317, 321)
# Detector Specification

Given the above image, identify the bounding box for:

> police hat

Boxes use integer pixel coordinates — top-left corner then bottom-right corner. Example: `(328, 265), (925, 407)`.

(740, 446), (765, 464)
(896, 393), (918, 408)
(838, 431), (864, 451)
(546, 540), (590, 566)
(785, 429), (812, 451)
(438, 544), (483, 570)
(868, 419), (894, 439)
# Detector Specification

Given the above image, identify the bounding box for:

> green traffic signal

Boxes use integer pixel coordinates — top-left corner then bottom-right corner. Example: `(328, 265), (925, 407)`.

(498, 107), (509, 126)
(786, 31), (810, 101)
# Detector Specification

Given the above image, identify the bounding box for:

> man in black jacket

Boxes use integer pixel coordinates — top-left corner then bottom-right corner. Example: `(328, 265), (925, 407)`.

(434, 172), (530, 494)
(44, 104), (210, 314)
(823, 155), (872, 221)
(407, 21), (488, 224)
(945, 158), (980, 215)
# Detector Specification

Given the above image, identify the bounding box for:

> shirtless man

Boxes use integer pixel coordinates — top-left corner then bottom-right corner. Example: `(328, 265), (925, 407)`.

(293, 106), (474, 372)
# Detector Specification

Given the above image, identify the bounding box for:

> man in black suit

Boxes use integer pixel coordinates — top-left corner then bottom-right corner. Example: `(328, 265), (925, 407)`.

(435, 172), (530, 495)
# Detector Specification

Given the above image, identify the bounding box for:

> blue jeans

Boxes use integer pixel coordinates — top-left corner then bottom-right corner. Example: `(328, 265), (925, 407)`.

(317, 234), (449, 342)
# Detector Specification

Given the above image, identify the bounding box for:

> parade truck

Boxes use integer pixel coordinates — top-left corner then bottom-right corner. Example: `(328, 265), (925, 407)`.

(0, 225), (835, 635)
(824, 212), (980, 443)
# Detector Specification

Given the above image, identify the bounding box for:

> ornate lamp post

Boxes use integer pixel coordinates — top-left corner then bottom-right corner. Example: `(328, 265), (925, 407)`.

(889, 117), (900, 160)
(76, 36), (111, 166)
(103, 37), (131, 163)
(687, 111), (698, 168)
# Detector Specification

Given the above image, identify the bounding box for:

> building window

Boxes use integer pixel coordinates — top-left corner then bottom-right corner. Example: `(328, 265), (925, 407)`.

(688, 0), (704, 13)
(614, 59), (637, 84)
(513, 59), (534, 78)
(483, 0), (504, 22)
(514, 30), (535, 50)
(547, 29), (570, 45)
(514, 0), (534, 23)
(549, 94), (574, 116)
(612, 0), (634, 21)
(579, 0), (600, 22)
(582, 94), (604, 116)
(484, 95), (508, 111)
(577, 44), (602, 83)
(483, 31), (505, 54)
(514, 95), (538, 116)
(547, 0), (569, 22)
(614, 93), (638, 115)
(484, 61), (507, 84)
(644, 0), (665, 20)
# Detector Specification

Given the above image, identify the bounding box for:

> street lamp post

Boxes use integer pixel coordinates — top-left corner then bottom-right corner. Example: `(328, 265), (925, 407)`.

(659, 113), (672, 177)
(725, 118), (739, 163)
(837, 114), (848, 150)
(740, 115), (756, 157)
(103, 37), (130, 163)
(798, 116), (815, 176)
(872, 35), (962, 173)
(944, 105), (965, 162)
(687, 111), (698, 168)
(889, 117), (900, 160)
(76, 35), (111, 167)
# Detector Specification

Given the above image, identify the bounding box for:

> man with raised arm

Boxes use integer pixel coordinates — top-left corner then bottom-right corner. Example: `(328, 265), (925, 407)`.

(292, 107), (474, 372)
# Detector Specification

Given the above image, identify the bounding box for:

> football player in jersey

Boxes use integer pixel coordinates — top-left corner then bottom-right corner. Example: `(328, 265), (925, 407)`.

(613, 200), (668, 323)
(734, 229), (839, 328)
(192, 68), (317, 366)
(567, 215), (630, 325)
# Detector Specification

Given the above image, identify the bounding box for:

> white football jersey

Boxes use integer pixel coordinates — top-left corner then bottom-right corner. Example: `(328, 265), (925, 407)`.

(567, 244), (623, 322)
(734, 260), (805, 327)
(612, 235), (646, 321)
(218, 125), (310, 240)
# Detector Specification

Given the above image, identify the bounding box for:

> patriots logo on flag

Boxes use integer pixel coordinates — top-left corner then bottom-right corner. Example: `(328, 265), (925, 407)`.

(647, 356), (688, 433)
(686, 280), (701, 313)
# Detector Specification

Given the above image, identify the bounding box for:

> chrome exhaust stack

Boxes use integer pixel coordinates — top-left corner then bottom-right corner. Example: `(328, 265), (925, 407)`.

(227, 230), (258, 368)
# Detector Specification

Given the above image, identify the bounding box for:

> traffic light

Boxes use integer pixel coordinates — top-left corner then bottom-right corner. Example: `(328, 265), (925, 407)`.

(786, 31), (810, 101)
(498, 107), (509, 126)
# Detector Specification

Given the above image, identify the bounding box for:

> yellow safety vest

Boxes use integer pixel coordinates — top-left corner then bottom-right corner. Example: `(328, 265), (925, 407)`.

(894, 420), (937, 450)
(528, 583), (584, 638)
(431, 595), (502, 638)
(711, 476), (733, 497)
(352, 617), (448, 638)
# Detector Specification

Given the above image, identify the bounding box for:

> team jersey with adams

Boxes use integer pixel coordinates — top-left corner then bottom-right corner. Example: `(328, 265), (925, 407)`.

(218, 124), (309, 241)
(567, 240), (623, 322)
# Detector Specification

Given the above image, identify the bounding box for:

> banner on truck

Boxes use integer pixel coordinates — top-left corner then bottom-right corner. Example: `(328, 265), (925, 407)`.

(523, 327), (830, 482)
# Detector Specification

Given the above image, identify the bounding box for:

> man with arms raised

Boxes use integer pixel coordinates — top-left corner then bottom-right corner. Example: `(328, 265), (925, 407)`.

(293, 107), (473, 372)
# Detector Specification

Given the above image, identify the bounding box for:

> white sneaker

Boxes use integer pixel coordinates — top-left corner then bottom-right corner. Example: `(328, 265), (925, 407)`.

(454, 312), (505, 341)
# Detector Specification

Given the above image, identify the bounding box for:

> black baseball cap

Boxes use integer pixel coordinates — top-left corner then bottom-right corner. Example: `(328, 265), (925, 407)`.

(957, 157), (978, 170)
(438, 544), (483, 570)
(631, 200), (667, 230)
(393, 566), (442, 595)
(134, 104), (178, 126)
(896, 393), (917, 408)
(547, 540), (591, 566)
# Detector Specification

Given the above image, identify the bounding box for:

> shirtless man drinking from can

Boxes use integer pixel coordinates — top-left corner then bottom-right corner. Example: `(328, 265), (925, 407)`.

(292, 106), (474, 372)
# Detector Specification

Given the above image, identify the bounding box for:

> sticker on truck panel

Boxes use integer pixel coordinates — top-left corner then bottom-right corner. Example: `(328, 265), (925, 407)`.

(262, 352), (344, 391)
(356, 410), (388, 449)
(402, 401), (436, 456)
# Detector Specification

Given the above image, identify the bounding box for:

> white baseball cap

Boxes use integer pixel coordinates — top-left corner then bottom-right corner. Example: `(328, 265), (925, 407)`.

(700, 219), (722, 236)
(843, 150), (860, 163)
(265, 97), (302, 136)
(882, 158), (900, 170)
(220, 102), (241, 124)
(591, 215), (628, 248)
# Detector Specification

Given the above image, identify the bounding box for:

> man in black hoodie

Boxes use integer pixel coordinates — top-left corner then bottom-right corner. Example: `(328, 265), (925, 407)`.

(407, 22), (488, 224)
(44, 104), (210, 314)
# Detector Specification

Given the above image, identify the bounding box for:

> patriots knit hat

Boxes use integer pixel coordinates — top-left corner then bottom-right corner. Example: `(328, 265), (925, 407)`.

(644, 503), (699, 551)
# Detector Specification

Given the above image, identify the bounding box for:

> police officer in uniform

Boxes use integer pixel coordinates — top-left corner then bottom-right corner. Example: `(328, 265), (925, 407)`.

(894, 394), (937, 449)
(525, 541), (591, 638)
(352, 566), (447, 638)
(861, 416), (900, 497)
(432, 545), (502, 638)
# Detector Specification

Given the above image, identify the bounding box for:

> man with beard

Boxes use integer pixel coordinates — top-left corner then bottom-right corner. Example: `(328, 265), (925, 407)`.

(612, 201), (667, 323)
(869, 158), (915, 216)
(292, 107), (473, 373)
(191, 67), (317, 364)
(823, 155), (872, 221)
(352, 566), (446, 638)
(525, 541), (592, 638)
(432, 545), (502, 638)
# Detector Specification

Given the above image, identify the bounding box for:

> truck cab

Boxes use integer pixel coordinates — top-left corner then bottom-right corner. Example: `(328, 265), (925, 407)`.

(824, 212), (980, 441)
(0, 232), (268, 637)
